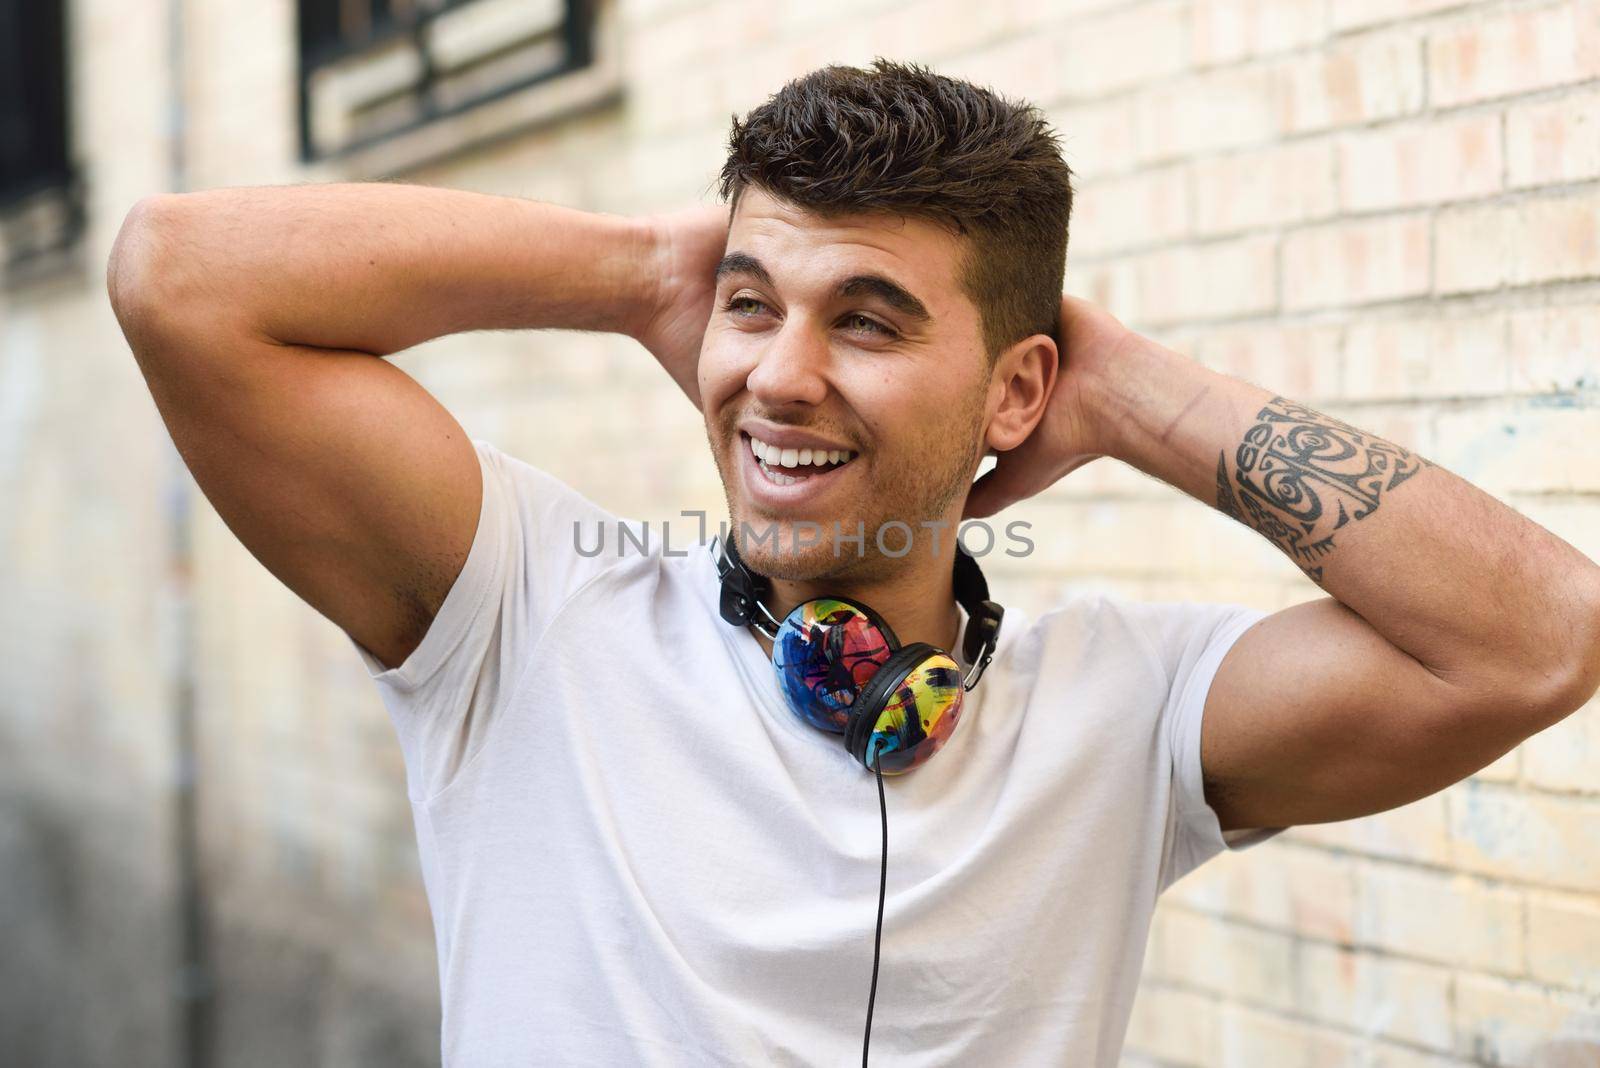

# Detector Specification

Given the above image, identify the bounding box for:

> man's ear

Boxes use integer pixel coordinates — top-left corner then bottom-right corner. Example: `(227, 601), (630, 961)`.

(983, 333), (1058, 453)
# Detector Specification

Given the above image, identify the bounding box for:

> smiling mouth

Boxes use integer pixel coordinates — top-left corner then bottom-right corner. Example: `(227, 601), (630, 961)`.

(741, 431), (859, 486)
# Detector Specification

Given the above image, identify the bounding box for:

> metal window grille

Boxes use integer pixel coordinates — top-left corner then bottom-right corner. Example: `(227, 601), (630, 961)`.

(0, 0), (82, 277)
(296, 0), (596, 161)
(0, 0), (71, 204)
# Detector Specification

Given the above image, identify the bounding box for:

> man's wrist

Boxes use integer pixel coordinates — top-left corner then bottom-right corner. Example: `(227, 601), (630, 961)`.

(1083, 333), (1215, 471)
(622, 211), (667, 343)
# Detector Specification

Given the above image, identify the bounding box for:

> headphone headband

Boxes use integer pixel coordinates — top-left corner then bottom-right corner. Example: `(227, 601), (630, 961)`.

(711, 527), (1004, 688)
(713, 530), (780, 637)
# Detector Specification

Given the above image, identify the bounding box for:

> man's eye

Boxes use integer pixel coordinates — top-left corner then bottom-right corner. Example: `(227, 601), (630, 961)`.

(723, 296), (768, 317)
(844, 313), (894, 338)
(722, 298), (895, 339)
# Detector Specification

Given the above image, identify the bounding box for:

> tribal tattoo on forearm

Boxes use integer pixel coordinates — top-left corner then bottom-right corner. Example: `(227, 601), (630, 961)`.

(1215, 397), (1434, 583)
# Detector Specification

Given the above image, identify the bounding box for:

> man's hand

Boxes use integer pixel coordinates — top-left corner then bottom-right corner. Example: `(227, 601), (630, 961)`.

(963, 294), (1136, 519)
(634, 202), (731, 411)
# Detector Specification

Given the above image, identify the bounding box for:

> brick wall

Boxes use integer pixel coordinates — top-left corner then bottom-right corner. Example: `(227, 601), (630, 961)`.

(1, 0), (1595, 1064)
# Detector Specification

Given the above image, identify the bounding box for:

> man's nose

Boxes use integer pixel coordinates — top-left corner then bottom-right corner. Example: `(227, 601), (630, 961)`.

(745, 319), (829, 408)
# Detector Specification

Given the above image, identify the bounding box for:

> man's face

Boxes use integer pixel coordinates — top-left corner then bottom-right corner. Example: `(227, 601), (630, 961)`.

(699, 186), (992, 583)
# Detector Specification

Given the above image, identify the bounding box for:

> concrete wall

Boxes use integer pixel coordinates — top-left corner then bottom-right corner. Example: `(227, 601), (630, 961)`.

(1, 0), (1596, 1064)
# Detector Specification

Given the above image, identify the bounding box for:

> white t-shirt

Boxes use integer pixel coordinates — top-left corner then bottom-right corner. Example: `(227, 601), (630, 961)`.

(348, 438), (1286, 1067)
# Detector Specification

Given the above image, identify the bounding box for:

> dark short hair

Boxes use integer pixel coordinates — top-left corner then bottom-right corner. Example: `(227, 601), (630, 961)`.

(717, 57), (1074, 366)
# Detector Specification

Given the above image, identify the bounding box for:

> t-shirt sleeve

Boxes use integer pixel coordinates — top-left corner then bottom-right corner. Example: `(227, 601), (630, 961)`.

(344, 437), (626, 802)
(1122, 597), (1288, 895)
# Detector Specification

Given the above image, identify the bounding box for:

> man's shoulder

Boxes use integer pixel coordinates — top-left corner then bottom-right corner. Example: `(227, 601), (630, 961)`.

(997, 589), (1256, 685)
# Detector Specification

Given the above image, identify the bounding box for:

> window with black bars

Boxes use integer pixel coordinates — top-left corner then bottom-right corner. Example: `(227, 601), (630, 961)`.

(296, 0), (596, 161)
(0, 0), (83, 278)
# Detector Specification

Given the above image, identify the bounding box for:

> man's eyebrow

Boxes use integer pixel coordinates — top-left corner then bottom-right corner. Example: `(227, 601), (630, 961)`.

(715, 251), (773, 288)
(714, 252), (934, 325)
(838, 275), (932, 324)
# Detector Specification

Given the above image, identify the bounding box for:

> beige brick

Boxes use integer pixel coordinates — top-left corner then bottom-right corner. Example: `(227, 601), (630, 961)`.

(1283, 214), (1430, 310)
(1453, 973), (1600, 1064)
(1161, 908), (1298, 1011)
(1333, 0), (1471, 33)
(1052, 96), (1142, 179)
(1354, 861), (1525, 973)
(1190, 0), (1327, 68)
(1193, 321), (1343, 402)
(1289, 790), (1453, 865)
(1307, 1028), (1368, 1067)
(1436, 404), (1600, 497)
(1526, 887), (1600, 996)
(1044, 444), (1173, 501)
(1369, 1046), (1478, 1068)
(1339, 113), (1501, 213)
(617, 2), (719, 76)
(936, 31), (1067, 112)
(1124, 982), (1221, 1065)
(1138, 66), (1281, 162)
(1055, 1), (1190, 99)
(1022, 496), (1279, 580)
(1342, 312), (1508, 401)
(1118, 576), (1293, 615)
(1009, 0), (1131, 31)
(1429, 1), (1600, 109)
(1278, 31), (1425, 135)
(1071, 166), (1190, 256)
(1192, 139), (1337, 236)
(1133, 235), (1279, 324)
(1436, 191), (1600, 294)
(1509, 303), (1600, 395)
(1433, 201), (1516, 294)
(620, 0), (699, 25)
(719, 44), (840, 122)
(1296, 940), (1454, 1049)
(1072, 256), (1140, 324)
(1507, 88), (1600, 189)
(1000, 496), (1157, 576)
(1446, 779), (1600, 893)
(1164, 841), (1357, 943)
(631, 62), (721, 135)
(825, 0), (1024, 69)
(1522, 695), (1600, 794)
(1220, 1002), (1366, 1065)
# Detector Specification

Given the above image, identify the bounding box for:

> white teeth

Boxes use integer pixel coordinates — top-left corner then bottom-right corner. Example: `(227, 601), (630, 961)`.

(745, 433), (858, 472)
(756, 455), (807, 484)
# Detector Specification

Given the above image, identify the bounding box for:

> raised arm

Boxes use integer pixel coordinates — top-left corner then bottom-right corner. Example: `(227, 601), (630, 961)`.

(107, 183), (672, 670)
(968, 295), (1600, 831)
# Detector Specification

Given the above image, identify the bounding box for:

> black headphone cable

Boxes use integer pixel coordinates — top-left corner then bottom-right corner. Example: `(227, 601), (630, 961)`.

(862, 751), (887, 1066)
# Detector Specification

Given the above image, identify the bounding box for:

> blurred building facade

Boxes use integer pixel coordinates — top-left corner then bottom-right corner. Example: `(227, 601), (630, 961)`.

(1, 0), (1598, 1065)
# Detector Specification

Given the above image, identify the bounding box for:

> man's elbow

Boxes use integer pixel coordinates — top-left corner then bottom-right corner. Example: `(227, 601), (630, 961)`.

(107, 194), (192, 351)
(1530, 574), (1600, 729)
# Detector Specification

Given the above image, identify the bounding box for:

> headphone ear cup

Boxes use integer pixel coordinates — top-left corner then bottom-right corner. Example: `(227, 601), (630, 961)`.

(845, 643), (965, 775)
(773, 598), (898, 732)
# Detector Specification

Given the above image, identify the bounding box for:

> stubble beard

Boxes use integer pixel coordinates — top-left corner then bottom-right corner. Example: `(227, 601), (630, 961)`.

(708, 393), (987, 585)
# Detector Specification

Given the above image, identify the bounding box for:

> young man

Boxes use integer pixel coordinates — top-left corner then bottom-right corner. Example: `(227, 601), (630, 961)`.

(109, 59), (1600, 1066)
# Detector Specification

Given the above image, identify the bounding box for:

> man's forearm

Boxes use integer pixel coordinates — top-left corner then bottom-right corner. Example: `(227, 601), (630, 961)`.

(108, 182), (655, 356)
(1090, 336), (1600, 714)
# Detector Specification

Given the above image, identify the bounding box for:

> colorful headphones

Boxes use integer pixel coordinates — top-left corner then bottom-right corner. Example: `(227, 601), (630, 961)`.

(712, 530), (1004, 775)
